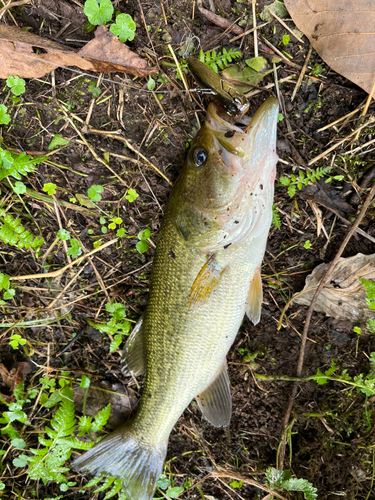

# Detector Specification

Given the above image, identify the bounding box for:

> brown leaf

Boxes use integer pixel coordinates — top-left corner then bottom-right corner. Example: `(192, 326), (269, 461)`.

(284, 0), (375, 95)
(0, 24), (156, 79)
(73, 379), (137, 429)
(294, 253), (375, 322)
(0, 362), (32, 404)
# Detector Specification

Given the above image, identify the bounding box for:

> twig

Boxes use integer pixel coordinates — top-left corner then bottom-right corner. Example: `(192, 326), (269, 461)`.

(198, 5), (243, 35)
(353, 79), (375, 142)
(267, 9), (304, 43)
(278, 182), (375, 469)
(316, 102), (365, 132)
(291, 45), (313, 102)
(309, 116), (375, 166)
(252, 0), (258, 57)
(228, 22), (268, 43)
(9, 238), (118, 281)
(260, 37), (302, 69)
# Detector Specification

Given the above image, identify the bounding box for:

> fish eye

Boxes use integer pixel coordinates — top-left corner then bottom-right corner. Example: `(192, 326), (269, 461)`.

(193, 147), (208, 167)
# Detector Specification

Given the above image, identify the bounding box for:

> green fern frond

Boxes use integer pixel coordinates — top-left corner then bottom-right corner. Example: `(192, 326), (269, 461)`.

(280, 166), (334, 198)
(272, 206), (281, 229)
(198, 47), (242, 74)
(0, 211), (44, 250)
(0, 148), (46, 181)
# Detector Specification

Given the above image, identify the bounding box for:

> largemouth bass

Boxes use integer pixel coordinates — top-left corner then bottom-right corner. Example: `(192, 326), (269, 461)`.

(73, 96), (279, 500)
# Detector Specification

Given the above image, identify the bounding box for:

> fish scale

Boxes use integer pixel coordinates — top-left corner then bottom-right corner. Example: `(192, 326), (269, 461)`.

(73, 96), (279, 500)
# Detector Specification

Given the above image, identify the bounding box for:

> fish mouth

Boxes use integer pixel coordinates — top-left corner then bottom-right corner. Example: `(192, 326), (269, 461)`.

(205, 96), (279, 159)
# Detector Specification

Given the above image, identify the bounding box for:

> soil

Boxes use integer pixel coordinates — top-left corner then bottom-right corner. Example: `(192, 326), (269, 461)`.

(0, 1), (375, 500)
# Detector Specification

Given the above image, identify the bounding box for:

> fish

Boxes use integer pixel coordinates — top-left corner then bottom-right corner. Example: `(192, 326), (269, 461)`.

(73, 95), (279, 500)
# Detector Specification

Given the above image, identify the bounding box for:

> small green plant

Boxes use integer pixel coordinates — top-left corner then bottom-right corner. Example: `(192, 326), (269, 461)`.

(9, 334), (27, 349)
(279, 166), (344, 198)
(0, 272), (16, 303)
(6, 76), (26, 96)
(88, 184), (104, 202)
(125, 189), (139, 202)
(84, 0), (114, 26)
(136, 228), (150, 254)
(0, 147), (46, 180)
(88, 80), (101, 98)
(360, 278), (375, 333)
(198, 48), (242, 74)
(304, 240), (312, 249)
(109, 13), (136, 43)
(266, 467), (317, 500)
(0, 104), (11, 125)
(43, 183), (57, 196)
(156, 473), (186, 498)
(48, 134), (70, 150)
(0, 210), (44, 251)
(87, 302), (131, 352)
(66, 239), (82, 258)
(272, 205), (281, 229)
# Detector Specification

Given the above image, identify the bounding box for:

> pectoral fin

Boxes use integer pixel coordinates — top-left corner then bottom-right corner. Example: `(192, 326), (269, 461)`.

(189, 255), (228, 310)
(195, 360), (231, 428)
(246, 267), (262, 326)
(121, 317), (146, 376)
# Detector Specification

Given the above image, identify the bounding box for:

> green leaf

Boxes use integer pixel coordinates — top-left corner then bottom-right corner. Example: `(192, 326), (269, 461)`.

(88, 81), (101, 98)
(13, 454), (28, 467)
(80, 375), (91, 389)
(304, 240), (312, 249)
(110, 13), (136, 42)
(84, 0), (114, 25)
(157, 474), (171, 490)
(11, 437), (26, 449)
(126, 189), (139, 202)
(4, 288), (15, 300)
(7, 76), (26, 96)
(13, 181), (26, 194)
(66, 239), (82, 258)
(48, 134), (70, 150)
(260, 0), (288, 22)
(147, 77), (156, 91)
(0, 481), (5, 490)
(43, 183), (57, 196)
(166, 487), (185, 498)
(138, 228), (151, 240)
(0, 104), (11, 125)
(0, 273), (10, 290)
(91, 404), (111, 432)
(136, 240), (149, 254)
(229, 480), (244, 488)
(245, 56), (267, 72)
(57, 229), (70, 240)
(282, 34), (290, 45)
(88, 184), (104, 202)
(117, 228), (126, 237)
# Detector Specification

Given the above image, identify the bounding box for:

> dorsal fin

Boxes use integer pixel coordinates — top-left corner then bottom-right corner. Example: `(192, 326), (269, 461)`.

(246, 267), (262, 325)
(195, 360), (231, 428)
(121, 317), (146, 376)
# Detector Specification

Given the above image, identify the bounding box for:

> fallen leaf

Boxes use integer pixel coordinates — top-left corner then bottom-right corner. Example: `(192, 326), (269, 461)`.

(221, 58), (274, 92)
(0, 24), (156, 79)
(298, 181), (355, 219)
(73, 379), (137, 429)
(284, 0), (375, 95)
(294, 253), (375, 322)
(0, 362), (32, 403)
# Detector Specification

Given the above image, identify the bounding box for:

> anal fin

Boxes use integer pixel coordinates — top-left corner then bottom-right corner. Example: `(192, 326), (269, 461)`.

(121, 316), (146, 376)
(246, 267), (262, 326)
(195, 360), (231, 428)
(189, 255), (228, 310)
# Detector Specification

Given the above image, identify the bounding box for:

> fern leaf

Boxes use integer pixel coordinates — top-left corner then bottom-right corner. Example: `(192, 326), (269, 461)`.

(91, 403), (111, 432)
(0, 149), (46, 181)
(0, 213), (44, 251)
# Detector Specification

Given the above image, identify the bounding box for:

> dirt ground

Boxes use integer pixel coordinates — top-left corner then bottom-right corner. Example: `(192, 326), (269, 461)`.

(1, 1), (375, 499)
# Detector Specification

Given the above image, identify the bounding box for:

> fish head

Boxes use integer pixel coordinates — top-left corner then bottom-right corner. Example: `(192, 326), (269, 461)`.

(171, 97), (279, 251)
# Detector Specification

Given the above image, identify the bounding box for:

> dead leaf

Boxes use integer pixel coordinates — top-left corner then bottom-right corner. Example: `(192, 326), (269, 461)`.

(73, 379), (137, 429)
(294, 253), (375, 322)
(299, 181), (355, 219)
(0, 24), (156, 79)
(284, 0), (375, 95)
(0, 362), (32, 403)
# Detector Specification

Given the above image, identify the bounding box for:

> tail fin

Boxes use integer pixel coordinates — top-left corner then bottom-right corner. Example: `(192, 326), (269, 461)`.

(73, 425), (167, 500)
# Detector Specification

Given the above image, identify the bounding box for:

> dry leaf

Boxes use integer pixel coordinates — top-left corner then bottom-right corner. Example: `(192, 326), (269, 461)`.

(284, 0), (375, 95)
(0, 362), (32, 403)
(73, 379), (137, 429)
(294, 253), (375, 322)
(0, 24), (156, 79)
